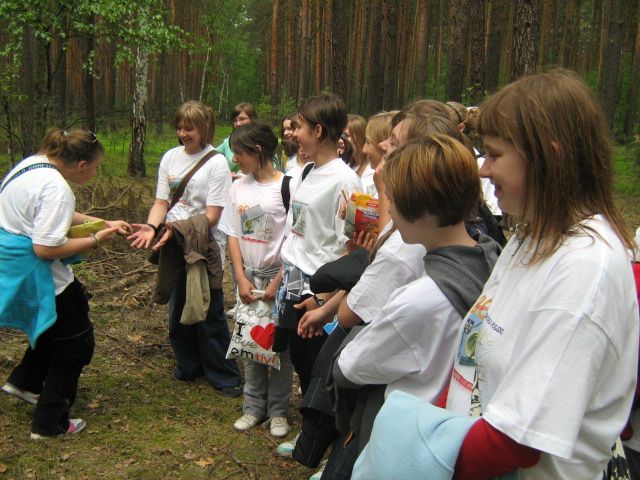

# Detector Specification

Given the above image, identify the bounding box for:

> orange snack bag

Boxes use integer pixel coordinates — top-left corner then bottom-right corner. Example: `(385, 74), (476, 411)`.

(344, 193), (380, 237)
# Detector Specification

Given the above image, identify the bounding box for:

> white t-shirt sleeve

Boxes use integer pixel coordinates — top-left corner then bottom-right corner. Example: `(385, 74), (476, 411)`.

(338, 298), (421, 386)
(31, 183), (75, 246)
(218, 184), (239, 238)
(206, 155), (231, 207)
(155, 152), (171, 201)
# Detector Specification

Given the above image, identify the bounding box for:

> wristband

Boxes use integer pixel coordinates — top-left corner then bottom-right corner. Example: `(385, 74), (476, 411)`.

(147, 223), (159, 235)
(89, 232), (99, 249)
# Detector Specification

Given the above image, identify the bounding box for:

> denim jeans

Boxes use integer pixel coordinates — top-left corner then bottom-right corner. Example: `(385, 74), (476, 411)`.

(168, 267), (240, 389)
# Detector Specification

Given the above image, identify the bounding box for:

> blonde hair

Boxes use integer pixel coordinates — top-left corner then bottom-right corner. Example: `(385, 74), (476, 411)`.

(174, 100), (215, 147)
(347, 113), (367, 175)
(365, 111), (395, 151)
(384, 134), (480, 227)
(477, 68), (634, 259)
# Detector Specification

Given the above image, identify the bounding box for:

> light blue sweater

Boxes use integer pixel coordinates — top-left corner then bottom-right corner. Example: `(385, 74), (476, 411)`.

(0, 228), (57, 347)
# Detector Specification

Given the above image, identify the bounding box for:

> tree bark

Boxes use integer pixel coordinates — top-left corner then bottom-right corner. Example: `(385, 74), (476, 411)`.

(414, 0), (430, 99)
(510, 0), (539, 81)
(485, 0), (504, 92)
(128, 45), (149, 177)
(269, 0), (280, 101)
(623, 1), (640, 139)
(598, 0), (625, 131)
(469, 0), (486, 103)
(446, 0), (469, 101)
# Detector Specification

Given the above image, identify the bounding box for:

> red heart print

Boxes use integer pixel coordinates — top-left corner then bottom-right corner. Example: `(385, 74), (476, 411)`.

(250, 323), (275, 350)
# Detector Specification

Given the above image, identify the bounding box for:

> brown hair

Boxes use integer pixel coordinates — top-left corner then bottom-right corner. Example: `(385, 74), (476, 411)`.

(445, 101), (471, 130)
(384, 134), (480, 227)
(298, 93), (348, 143)
(477, 68), (634, 259)
(281, 112), (299, 157)
(175, 100), (215, 147)
(393, 99), (451, 128)
(347, 113), (368, 175)
(39, 129), (103, 165)
(231, 102), (257, 123)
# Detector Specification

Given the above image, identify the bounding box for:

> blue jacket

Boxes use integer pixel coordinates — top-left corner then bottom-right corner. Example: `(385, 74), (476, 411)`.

(0, 228), (56, 347)
(352, 390), (519, 480)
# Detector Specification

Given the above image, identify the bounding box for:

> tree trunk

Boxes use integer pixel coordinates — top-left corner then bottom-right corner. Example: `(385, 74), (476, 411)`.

(269, 0), (280, 101)
(297, 0), (310, 101)
(598, 0), (625, 131)
(623, 1), (640, 139)
(446, 0), (469, 101)
(510, 0), (539, 81)
(562, 0), (578, 68)
(469, 0), (486, 103)
(381, 0), (398, 110)
(414, 0), (430, 99)
(538, 0), (554, 66)
(434, 0), (444, 97)
(366, 5), (383, 112)
(332, 0), (348, 100)
(81, 14), (96, 131)
(485, 0), (504, 92)
(128, 46), (149, 178)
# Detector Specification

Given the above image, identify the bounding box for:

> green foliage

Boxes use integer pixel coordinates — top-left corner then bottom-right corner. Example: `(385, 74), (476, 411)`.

(276, 95), (298, 119)
(255, 94), (273, 121)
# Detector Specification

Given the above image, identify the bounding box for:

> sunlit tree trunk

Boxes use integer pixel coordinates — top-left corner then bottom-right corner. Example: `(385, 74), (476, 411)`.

(128, 45), (148, 177)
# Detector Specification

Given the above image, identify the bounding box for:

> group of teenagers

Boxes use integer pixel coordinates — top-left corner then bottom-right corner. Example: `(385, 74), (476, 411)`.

(1, 68), (639, 480)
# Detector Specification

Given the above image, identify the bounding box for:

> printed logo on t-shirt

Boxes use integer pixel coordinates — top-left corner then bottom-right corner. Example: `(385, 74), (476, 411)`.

(291, 200), (307, 237)
(239, 204), (274, 243)
(456, 294), (492, 367)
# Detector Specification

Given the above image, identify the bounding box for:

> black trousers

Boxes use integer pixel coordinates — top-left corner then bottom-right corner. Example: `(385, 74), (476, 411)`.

(7, 278), (95, 436)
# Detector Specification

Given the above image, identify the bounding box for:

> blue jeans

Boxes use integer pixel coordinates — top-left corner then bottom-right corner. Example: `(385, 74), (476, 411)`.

(168, 268), (240, 389)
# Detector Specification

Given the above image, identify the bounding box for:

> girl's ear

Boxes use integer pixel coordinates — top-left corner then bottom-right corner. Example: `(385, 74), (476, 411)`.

(313, 123), (323, 140)
(77, 160), (88, 172)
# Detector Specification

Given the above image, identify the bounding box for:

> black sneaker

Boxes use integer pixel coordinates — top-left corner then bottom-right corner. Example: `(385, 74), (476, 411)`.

(217, 385), (242, 398)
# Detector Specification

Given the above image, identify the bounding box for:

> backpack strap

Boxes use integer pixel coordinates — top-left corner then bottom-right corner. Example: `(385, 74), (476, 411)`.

(301, 162), (314, 182)
(1, 163), (58, 194)
(281, 175), (292, 214)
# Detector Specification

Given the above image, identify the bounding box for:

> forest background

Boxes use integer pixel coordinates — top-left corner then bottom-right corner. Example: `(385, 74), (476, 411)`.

(1, 1), (640, 479)
(0, 0), (639, 175)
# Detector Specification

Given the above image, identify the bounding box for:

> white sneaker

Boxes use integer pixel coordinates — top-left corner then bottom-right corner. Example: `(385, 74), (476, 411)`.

(234, 414), (261, 432)
(276, 432), (300, 457)
(30, 418), (86, 440)
(1, 382), (39, 405)
(309, 459), (327, 480)
(270, 417), (290, 438)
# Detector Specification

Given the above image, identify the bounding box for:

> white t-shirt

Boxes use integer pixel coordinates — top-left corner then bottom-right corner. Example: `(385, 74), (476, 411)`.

(338, 275), (461, 402)
(359, 164), (377, 198)
(477, 156), (501, 216)
(347, 226), (425, 324)
(219, 173), (289, 270)
(0, 155), (75, 294)
(280, 158), (362, 276)
(285, 155), (298, 173)
(156, 145), (231, 259)
(446, 216), (639, 479)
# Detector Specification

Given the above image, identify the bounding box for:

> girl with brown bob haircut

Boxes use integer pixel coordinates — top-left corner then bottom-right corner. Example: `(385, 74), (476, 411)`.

(384, 133), (480, 227)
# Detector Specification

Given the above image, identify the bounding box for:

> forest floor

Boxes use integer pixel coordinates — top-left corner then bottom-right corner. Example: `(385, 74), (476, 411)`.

(0, 139), (639, 479)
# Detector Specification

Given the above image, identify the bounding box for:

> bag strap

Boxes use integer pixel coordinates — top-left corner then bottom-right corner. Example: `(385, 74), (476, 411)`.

(168, 149), (217, 212)
(281, 175), (292, 214)
(1, 163), (58, 194)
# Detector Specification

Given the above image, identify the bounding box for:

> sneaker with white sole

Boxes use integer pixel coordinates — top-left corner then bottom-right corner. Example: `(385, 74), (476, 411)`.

(270, 417), (290, 438)
(309, 459), (327, 480)
(1, 383), (39, 405)
(234, 414), (261, 432)
(276, 431), (300, 457)
(30, 418), (86, 440)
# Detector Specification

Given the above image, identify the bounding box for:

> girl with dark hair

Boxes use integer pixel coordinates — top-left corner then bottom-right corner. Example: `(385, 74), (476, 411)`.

(0, 128), (129, 438)
(219, 122), (294, 438)
(128, 100), (241, 396)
